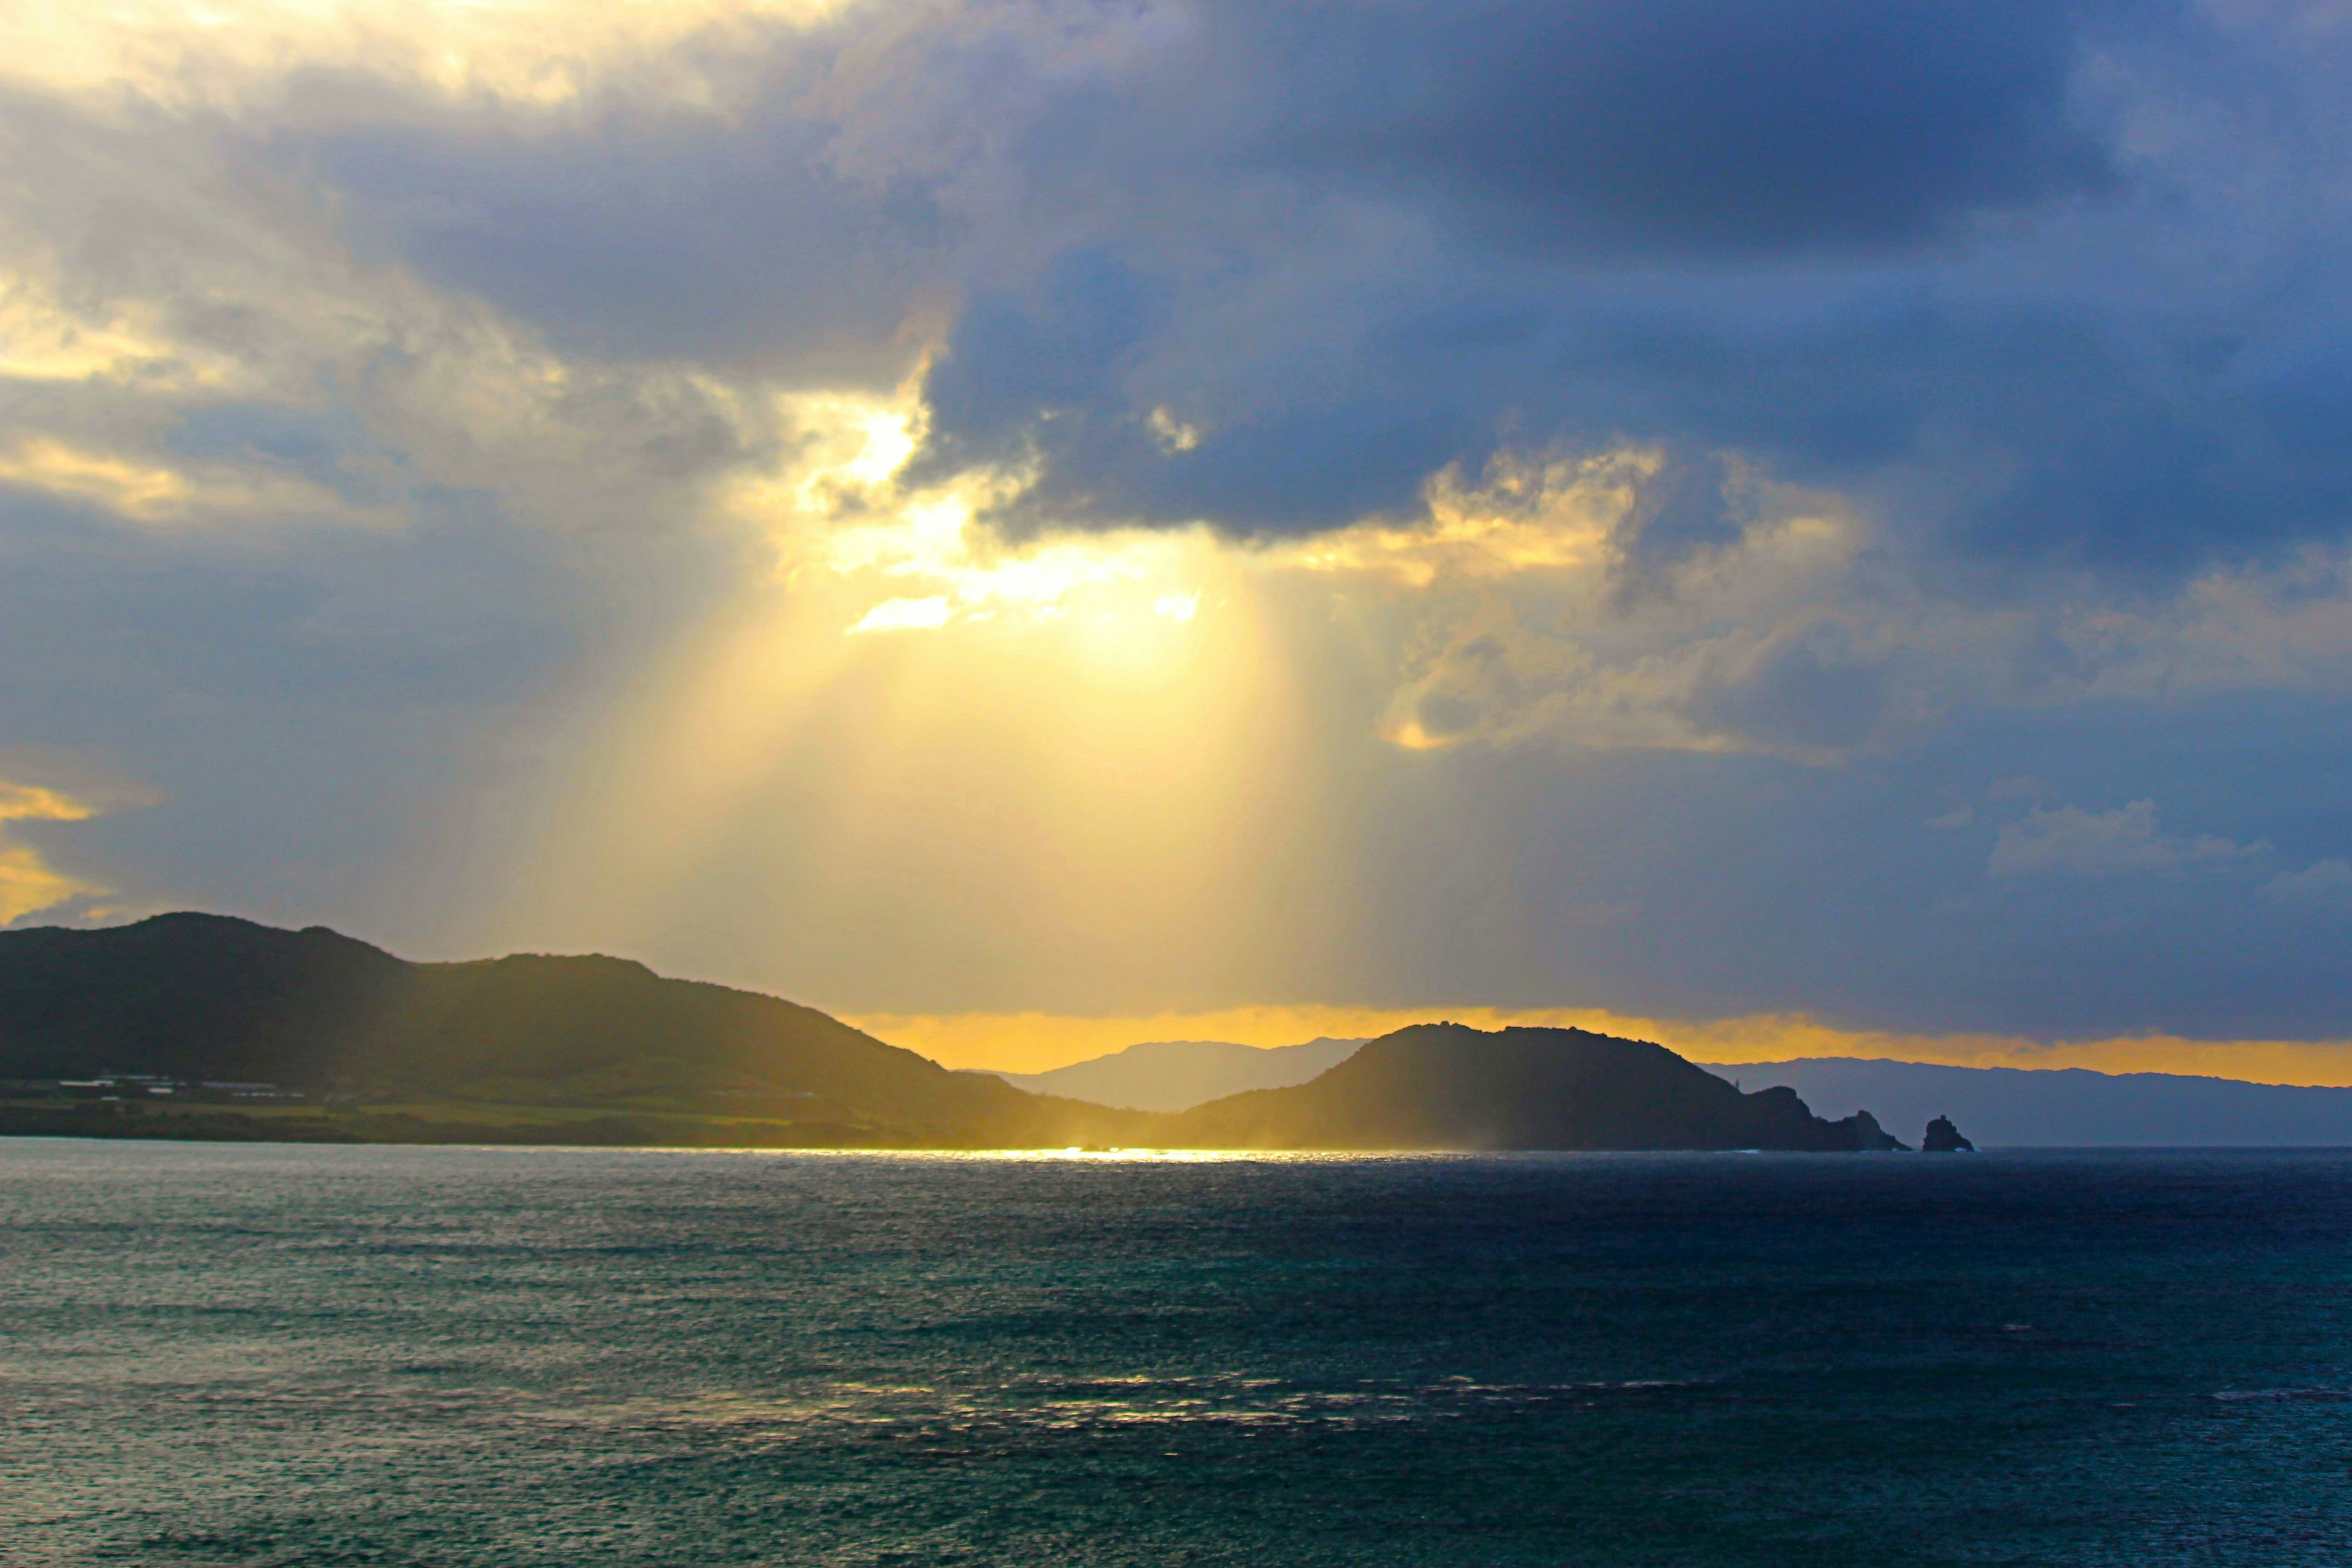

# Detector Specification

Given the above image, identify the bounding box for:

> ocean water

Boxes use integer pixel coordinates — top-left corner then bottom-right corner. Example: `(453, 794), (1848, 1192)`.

(4, 1143), (2351, 1566)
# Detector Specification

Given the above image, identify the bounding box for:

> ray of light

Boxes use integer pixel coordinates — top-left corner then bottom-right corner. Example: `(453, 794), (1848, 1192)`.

(499, 386), (1338, 995)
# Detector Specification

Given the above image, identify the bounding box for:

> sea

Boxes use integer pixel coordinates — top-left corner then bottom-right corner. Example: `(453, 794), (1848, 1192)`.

(4, 1142), (2351, 1566)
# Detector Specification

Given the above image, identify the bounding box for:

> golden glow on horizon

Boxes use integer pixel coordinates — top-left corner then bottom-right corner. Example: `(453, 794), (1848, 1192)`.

(845, 1003), (2352, 1088)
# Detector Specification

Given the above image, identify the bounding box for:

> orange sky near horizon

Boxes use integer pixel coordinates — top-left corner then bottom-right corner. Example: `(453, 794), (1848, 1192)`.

(843, 1004), (2352, 1088)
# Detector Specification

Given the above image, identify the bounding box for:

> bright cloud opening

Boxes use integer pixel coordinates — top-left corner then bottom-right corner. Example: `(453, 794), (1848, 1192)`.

(0, 780), (106, 925)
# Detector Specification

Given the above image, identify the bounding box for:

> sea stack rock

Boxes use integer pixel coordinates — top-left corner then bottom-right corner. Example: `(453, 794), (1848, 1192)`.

(1921, 1115), (1975, 1153)
(1839, 1109), (1910, 1151)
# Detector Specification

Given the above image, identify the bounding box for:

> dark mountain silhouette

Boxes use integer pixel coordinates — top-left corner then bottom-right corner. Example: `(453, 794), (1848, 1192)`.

(0, 913), (1139, 1145)
(1160, 1023), (1906, 1151)
(2, 916), (1905, 1152)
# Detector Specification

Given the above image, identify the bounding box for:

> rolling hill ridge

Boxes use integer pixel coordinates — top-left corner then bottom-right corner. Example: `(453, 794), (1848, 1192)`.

(3, 913), (1900, 1152)
(0, 913), (1142, 1146)
(1161, 1023), (1905, 1151)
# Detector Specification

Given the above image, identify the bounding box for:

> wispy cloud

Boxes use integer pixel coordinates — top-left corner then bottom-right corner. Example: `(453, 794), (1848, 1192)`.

(2261, 859), (2352, 907)
(1988, 800), (2263, 881)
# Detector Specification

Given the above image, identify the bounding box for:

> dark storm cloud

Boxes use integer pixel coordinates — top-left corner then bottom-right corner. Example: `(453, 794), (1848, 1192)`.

(279, 0), (2332, 576)
(925, 254), (2352, 573)
(1213, 0), (2126, 255)
(1548, 302), (2352, 575)
(891, 0), (2352, 574)
(918, 251), (1159, 469)
(915, 252), (1483, 530)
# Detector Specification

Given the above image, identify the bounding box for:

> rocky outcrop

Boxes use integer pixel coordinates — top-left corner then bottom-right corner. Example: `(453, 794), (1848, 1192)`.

(1842, 1109), (1910, 1151)
(1922, 1115), (1975, 1152)
(1159, 1023), (1911, 1151)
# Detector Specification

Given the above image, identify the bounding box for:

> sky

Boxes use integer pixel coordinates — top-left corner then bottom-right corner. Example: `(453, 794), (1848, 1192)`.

(9, 0), (2352, 1076)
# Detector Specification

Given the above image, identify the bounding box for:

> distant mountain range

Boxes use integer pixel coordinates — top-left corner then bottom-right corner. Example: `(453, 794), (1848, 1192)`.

(978, 1037), (1367, 1111)
(27, 914), (2348, 1149)
(0, 914), (1899, 1152)
(1004, 1035), (2352, 1147)
(1703, 1057), (2352, 1147)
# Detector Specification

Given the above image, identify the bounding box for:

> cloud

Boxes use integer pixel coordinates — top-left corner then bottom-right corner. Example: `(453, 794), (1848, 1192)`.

(1988, 799), (2261, 880)
(2260, 858), (2352, 907)
(847, 595), (951, 633)
(0, 0), (859, 110)
(717, 0), (2350, 622)
(18, 0), (2352, 1055)
(0, 778), (110, 924)
(1219, 0), (2122, 256)
(313, 99), (943, 374)
(91, 0), (2339, 584)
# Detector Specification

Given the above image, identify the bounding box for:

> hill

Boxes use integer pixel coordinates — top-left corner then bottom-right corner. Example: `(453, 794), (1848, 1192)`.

(0, 913), (1142, 1147)
(1161, 1023), (1906, 1151)
(1705, 1057), (2352, 1147)
(980, 1037), (1367, 1111)
(0, 916), (1910, 1152)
